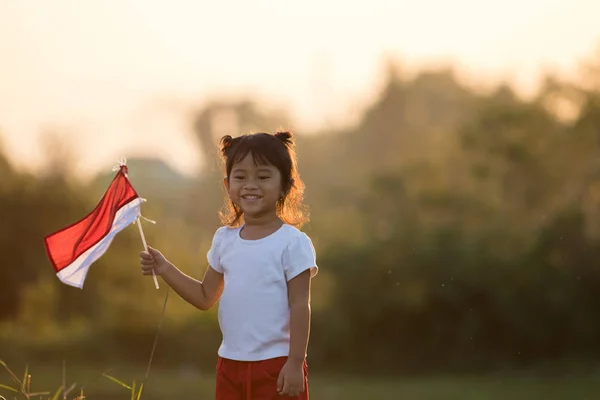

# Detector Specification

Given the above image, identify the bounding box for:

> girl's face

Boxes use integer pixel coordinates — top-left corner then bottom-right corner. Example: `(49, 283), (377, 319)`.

(226, 152), (284, 220)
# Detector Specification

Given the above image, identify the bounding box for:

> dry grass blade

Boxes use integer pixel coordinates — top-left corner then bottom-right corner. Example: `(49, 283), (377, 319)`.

(79, 367), (109, 394)
(0, 360), (23, 387)
(138, 288), (170, 400)
(62, 360), (66, 400)
(21, 365), (28, 392)
(102, 372), (132, 390)
(50, 386), (63, 400)
(63, 383), (76, 399)
(136, 383), (144, 400)
(0, 360), (28, 398)
(27, 391), (50, 397)
(0, 383), (19, 393)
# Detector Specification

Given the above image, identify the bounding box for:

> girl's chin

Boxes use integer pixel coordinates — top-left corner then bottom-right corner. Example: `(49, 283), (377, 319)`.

(239, 204), (278, 218)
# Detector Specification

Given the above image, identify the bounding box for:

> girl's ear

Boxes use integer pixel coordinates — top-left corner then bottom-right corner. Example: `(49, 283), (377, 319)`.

(223, 177), (229, 190)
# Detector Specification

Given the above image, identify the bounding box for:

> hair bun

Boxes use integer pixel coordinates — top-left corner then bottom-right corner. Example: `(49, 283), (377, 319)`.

(219, 135), (234, 156)
(274, 131), (293, 146)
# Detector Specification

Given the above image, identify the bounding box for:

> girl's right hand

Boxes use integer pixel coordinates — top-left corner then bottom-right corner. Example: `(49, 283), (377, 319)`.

(140, 246), (172, 276)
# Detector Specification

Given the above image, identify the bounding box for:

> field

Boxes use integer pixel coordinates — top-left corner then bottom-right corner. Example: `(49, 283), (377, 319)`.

(2, 362), (600, 399)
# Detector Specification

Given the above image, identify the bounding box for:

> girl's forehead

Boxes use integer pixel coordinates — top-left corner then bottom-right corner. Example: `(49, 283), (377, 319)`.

(232, 152), (275, 169)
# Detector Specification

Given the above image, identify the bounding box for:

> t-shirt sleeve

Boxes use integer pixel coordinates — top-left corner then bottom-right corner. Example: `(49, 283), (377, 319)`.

(207, 227), (226, 273)
(282, 233), (318, 281)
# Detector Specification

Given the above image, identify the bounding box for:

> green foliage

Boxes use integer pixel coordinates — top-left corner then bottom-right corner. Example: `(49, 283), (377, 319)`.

(3, 56), (600, 376)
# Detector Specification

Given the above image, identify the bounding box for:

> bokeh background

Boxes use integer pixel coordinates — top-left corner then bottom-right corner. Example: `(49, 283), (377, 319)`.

(3, 1), (600, 399)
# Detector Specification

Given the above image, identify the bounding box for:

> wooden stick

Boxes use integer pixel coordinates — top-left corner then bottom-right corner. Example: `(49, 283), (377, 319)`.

(137, 216), (160, 289)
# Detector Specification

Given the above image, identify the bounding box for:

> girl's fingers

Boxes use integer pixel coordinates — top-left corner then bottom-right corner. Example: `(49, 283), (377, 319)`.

(141, 266), (155, 274)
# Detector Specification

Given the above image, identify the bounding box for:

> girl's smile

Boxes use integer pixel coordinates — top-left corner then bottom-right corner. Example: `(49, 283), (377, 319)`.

(227, 152), (283, 220)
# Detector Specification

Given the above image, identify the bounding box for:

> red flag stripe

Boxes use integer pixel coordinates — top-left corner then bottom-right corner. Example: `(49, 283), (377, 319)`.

(43, 169), (140, 273)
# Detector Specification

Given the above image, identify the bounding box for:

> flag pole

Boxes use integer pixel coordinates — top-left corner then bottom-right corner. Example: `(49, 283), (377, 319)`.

(137, 216), (160, 290)
(117, 158), (159, 290)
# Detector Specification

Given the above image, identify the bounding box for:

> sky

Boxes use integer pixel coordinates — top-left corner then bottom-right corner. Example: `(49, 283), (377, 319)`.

(1, 0), (600, 179)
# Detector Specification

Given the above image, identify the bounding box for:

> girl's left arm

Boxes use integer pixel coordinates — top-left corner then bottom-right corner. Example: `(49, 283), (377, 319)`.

(287, 269), (312, 365)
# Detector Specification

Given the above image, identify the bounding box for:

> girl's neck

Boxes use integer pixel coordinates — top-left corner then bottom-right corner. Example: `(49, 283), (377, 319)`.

(240, 215), (283, 240)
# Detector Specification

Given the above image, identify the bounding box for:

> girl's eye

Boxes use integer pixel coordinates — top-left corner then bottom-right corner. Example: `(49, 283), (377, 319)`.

(233, 175), (245, 180)
(259, 176), (270, 180)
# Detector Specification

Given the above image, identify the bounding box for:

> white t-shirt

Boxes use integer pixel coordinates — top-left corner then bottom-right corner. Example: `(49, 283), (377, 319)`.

(207, 223), (318, 361)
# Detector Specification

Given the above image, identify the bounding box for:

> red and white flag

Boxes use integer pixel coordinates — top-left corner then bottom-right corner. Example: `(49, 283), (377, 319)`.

(44, 162), (146, 288)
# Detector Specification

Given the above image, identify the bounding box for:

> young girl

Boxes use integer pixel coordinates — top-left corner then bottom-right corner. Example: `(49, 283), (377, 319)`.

(140, 131), (318, 399)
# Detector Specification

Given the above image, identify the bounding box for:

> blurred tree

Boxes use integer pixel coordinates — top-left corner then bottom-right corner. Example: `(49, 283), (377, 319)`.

(192, 100), (291, 170)
(6, 50), (600, 373)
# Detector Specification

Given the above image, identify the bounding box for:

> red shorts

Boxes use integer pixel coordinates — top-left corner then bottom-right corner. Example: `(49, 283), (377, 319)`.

(215, 356), (309, 400)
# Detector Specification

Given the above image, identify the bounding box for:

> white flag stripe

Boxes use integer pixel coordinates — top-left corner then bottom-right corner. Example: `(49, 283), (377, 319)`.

(56, 197), (143, 288)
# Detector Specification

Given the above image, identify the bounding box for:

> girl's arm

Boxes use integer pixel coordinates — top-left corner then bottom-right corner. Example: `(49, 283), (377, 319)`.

(287, 269), (312, 364)
(142, 246), (224, 310)
(162, 262), (224, 311)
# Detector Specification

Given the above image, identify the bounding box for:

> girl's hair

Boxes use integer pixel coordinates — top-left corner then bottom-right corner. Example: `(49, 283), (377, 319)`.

(218, 131), (309, 228)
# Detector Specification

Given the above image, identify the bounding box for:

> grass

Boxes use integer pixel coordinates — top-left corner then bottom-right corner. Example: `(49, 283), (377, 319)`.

(0, 360), (86, 400)
(2, 360), (600, 399)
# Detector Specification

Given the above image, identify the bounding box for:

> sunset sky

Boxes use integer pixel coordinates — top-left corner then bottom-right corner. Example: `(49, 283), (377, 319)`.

(1, 0), (599, 179)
